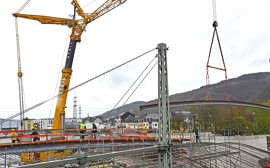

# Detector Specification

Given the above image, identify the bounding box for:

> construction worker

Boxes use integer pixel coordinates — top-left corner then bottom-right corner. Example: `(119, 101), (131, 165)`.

(11, 129), (18, 143)
(92, 123), (97, 139)
(195, 127), (200, 143)
(80, 123), (86, 139)
(31, 127), (40, 142)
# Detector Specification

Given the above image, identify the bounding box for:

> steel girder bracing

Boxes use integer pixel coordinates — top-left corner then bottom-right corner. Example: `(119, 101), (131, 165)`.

(157, 43), (172, 168)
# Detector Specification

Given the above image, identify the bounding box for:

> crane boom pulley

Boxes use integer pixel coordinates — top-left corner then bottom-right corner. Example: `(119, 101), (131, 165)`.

(13, 0), (126, 130)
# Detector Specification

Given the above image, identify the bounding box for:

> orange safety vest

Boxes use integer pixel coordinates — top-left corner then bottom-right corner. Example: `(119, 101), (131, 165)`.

(11, 131), (17, 141)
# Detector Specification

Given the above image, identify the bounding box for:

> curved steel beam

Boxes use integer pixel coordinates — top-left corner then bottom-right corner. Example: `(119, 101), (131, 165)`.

(140, 100), (270, 111)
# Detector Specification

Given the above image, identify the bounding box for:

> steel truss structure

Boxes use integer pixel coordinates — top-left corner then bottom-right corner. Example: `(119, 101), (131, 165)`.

(9, 140), (270, 168)
(157, 43), (172, 168)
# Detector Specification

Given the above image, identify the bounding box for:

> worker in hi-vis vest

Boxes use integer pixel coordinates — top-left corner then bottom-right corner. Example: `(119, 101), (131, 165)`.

(80, 123), (86, 139)
(11, 129), (18, 143)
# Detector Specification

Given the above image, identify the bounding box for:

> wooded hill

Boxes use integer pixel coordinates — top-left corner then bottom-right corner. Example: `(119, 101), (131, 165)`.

(101, 72), (270, 119)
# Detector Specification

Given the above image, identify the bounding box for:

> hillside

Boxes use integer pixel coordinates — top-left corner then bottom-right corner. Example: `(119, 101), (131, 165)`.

(169, 72), (270, 102)
(101, 72), (270, 118)
(101, 101), (146, 118)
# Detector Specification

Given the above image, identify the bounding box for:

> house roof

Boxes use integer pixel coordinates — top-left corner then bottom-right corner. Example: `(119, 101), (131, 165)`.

(120, 112), (135, 120)
(83, 117), (95, 122)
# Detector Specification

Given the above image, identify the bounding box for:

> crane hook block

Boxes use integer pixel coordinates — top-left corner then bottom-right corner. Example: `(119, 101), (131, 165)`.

(212, 21), (218, 28)
(17, 72), (23, 77)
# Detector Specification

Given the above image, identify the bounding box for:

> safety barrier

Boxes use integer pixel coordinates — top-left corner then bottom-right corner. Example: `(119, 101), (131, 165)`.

(0, 128), (189, 148)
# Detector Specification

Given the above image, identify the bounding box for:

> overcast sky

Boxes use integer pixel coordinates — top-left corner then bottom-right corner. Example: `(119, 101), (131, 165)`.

(1, 0), (270, 119)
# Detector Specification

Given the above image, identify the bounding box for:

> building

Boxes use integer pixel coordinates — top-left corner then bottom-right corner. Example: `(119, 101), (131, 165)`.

(31, 118), (82, 130)
(120, 112), (135, 122)
(0, 119), (20, 130)
(119, 112), (136, 129)
(24, 118), (35, 130)
(150, 121), (158, 129)
(65, 118), (82, 129)
(105, 117), (117, 128)
(145, 113), (159, 130)
(83, 116), (105, 129)
(137, 122), (149, 130)
(83, 117), (95, 129)
(33, 118), (53, 130)
(146, 113), (159, 121)
(123, 122), (137, 129)
(94, 117), (105, 129)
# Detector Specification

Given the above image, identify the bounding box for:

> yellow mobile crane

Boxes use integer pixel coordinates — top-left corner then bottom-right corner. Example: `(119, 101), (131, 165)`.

(13, 0), (126, 131)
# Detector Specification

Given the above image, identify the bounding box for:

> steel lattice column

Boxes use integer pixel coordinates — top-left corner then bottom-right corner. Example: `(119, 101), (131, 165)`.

(157, 43), (172, 168)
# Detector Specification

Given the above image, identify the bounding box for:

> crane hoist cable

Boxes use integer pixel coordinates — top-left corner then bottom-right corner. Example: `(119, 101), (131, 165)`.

(0, 48), (156, 124)
(15, 0), (31, 129)
(212, 0), (217, 22)
(15, 18), (25, 129)
(16, 0), (31, 13)
(206, 0), (230, 101)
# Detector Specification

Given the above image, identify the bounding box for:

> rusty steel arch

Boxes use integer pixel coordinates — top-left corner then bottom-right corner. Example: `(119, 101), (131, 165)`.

(140, 100), (270, 111)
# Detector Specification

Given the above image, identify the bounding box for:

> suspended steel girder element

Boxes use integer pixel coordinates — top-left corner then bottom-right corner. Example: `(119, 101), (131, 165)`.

(157, 43), (172, 168)
(140, 100), (270, 111)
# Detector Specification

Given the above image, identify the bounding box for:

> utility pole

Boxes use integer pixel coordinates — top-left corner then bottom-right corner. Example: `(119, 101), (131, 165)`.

(157, 43), (172, 168)
(79, 105), (82, 119)
(73, 96), (77, 119)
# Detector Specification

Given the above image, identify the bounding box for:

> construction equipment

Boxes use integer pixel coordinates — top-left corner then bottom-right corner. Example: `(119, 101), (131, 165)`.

(13, 0), (127, 131)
